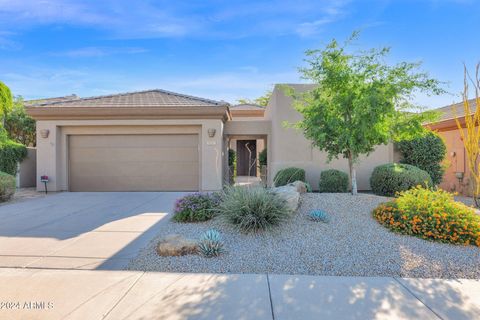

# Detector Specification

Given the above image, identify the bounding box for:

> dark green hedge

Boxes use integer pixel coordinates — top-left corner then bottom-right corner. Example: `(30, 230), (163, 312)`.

(0, 138), (27, 176)
(0, 171), (15, 202)
(274, 167), (306, 187)
(370, 163), (433, 197)
(397, 132), (446, 185)
(319, 169), (349, 193)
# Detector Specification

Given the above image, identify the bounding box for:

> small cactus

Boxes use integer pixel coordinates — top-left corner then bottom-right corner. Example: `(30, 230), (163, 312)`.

(308, 209), (329, 223)
(198, 229), (224, 258)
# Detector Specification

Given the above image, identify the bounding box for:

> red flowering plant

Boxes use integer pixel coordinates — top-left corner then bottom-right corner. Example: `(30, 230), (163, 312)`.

(372, 186), (480, 246)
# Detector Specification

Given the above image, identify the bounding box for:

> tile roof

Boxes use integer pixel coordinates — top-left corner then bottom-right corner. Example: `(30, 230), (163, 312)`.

(25, 94), (79, 106)
(230, 103), (265, 111)
(28, 89), (227, 108)
(432, 98), (477, 122)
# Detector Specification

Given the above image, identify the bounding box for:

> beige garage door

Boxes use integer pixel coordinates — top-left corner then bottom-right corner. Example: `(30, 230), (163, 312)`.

(69, 134), (199, 191)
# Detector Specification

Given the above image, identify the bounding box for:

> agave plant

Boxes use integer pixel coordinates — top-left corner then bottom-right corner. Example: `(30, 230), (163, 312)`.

(198, 229), (224, 258)
(308, 209), (329, 223)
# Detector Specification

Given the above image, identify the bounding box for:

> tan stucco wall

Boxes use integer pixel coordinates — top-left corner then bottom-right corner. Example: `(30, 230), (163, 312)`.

(265, 85), (395, 190)
(17, 147), (37, 188)
(36, 119), (224, 192)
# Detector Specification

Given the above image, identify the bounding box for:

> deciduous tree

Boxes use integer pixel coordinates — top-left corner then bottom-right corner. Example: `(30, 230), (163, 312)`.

(285, 32), (443, 194)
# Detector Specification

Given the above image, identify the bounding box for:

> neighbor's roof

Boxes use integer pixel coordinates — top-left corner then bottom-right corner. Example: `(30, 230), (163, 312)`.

(431, 98), (477, 122)
(27, 89), (228, 108)
(230, 103), (265, 111)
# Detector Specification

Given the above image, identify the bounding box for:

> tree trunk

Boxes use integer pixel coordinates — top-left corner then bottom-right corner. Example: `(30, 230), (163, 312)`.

(348, 153), (358, 195)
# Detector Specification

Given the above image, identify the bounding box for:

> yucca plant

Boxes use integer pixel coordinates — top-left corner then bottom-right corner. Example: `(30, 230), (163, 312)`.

(216, 186), (291, 233)
(198, 229), (224, 258)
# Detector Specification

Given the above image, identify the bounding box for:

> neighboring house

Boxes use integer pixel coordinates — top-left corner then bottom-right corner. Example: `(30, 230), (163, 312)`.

(26, 85), (395, 192)
(427, 98), (478, 195)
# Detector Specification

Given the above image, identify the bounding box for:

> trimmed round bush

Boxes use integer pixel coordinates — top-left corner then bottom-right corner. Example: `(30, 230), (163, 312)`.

(319, 169), (349, 193)
(370, 163), (432, 197)
(0, 171), (15, 202)
(217, 186), (291, 233)
(397, 132), (446, 185)
(274, 167), (306, 187)
(373, 186), (480, 246)
(172, 193), (221, 222)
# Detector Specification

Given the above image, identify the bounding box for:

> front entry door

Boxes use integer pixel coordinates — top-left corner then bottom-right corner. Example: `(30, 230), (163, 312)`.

(236, 140), (257, 176)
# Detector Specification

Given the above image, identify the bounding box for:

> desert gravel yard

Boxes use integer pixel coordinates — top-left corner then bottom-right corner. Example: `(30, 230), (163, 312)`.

(127, 193), (480, 278)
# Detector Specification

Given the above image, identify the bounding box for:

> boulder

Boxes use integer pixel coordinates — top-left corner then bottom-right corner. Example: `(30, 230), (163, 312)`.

(273, 185), (300, 212)
(289, 181), (308, 193)
(156, 234), (198, 256)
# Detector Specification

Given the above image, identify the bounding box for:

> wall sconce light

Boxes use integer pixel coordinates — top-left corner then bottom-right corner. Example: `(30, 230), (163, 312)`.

(455, 172), (464, 181)
(450, 151), (456, 157)
(207, 128), (216, 138)
(40, 129), (50, 138)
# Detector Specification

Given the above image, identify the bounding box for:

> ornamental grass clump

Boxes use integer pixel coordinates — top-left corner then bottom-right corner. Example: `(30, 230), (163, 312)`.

(172, 193), (221, 222)
(217, 186), (291, 233)
(198, 229), (225, 258)
(372, 186), (480, 246)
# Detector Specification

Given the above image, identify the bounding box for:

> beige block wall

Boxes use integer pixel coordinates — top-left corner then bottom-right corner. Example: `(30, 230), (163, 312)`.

(36, 119), (224, 192)
(17, 147), (37, 188)
(266, 85), (395, 190)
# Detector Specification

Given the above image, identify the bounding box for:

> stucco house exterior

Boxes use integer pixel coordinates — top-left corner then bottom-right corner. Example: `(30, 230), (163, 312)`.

(426, 98), (477, 196)
(26, 85), (396, 192)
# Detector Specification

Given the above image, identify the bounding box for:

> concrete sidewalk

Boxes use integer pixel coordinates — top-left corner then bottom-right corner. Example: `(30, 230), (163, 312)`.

(0, 268), (478, 320)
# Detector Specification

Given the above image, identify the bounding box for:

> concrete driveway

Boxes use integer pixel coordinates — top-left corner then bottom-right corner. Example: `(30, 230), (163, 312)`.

(0, 192), (185, 270)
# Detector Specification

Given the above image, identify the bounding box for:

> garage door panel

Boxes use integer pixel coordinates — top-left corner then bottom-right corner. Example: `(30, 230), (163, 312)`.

(71, 175), (198, 192)
(70, 134), (198, 148)
(69, 134), (199, 191)
(70, 161), (199, 178)
(70, 147), (199, 163)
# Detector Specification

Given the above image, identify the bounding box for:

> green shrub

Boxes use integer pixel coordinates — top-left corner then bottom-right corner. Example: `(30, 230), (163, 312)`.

(0, 171), (15, 202)
(319, 169), (349, 193)
(397, 132), (446, 185)
(217, 186), (291, 233)
(373, 186), (480, 246)
(258, 148), (267, 166)
(274, 167), (306, 187)
(370, 163), (432, 197)
(0, 133), (27, 176)
(172, 193), (221, 222)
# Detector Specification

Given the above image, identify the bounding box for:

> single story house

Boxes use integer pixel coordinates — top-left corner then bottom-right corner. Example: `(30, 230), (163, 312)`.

(426, 98), (478, 196)
(26, 85), (395, 192)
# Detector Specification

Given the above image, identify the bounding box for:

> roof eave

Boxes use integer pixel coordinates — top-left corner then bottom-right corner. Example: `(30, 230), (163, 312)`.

(26, 105), (230, 122)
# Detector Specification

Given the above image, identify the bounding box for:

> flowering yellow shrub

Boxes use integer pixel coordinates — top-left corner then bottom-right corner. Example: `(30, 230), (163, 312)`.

(372, 186), (480, 246)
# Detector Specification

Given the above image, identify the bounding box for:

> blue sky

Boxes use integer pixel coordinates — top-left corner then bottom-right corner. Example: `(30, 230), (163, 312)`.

(0, 0), (478, 108)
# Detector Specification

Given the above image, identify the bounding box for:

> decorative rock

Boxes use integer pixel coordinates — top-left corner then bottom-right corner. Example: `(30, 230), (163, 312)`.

(272, 185), (300, 211)
(156, 234), (198, 256)
(289, 181), (308, 193)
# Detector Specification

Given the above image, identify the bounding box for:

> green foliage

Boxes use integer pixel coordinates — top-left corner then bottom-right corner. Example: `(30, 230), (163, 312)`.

(274, 167), (306, 187)
(237, 90), (272, 107)
(0, 131), (27, 176)
(373, 186), (480, 246)
(228, 149), (237, 183)
(308, 209), (329, 223)
(370, 163), (432, 197)
(284, 31), (444, 194)
(217, 186), (291, 233)
(172, 193), (221, 222)
(4, 96), (36, 147)
(258, 148), (267, 166)
(0, 171), (15, 202)
(397, 131), (446, 185)
(198, 229), (225, 257)
(319, 169), (349, 193)
(0, 81), (13, 119)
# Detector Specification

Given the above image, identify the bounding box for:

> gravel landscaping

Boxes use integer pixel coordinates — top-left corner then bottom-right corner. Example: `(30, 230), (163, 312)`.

(127, 193), (480, 278)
